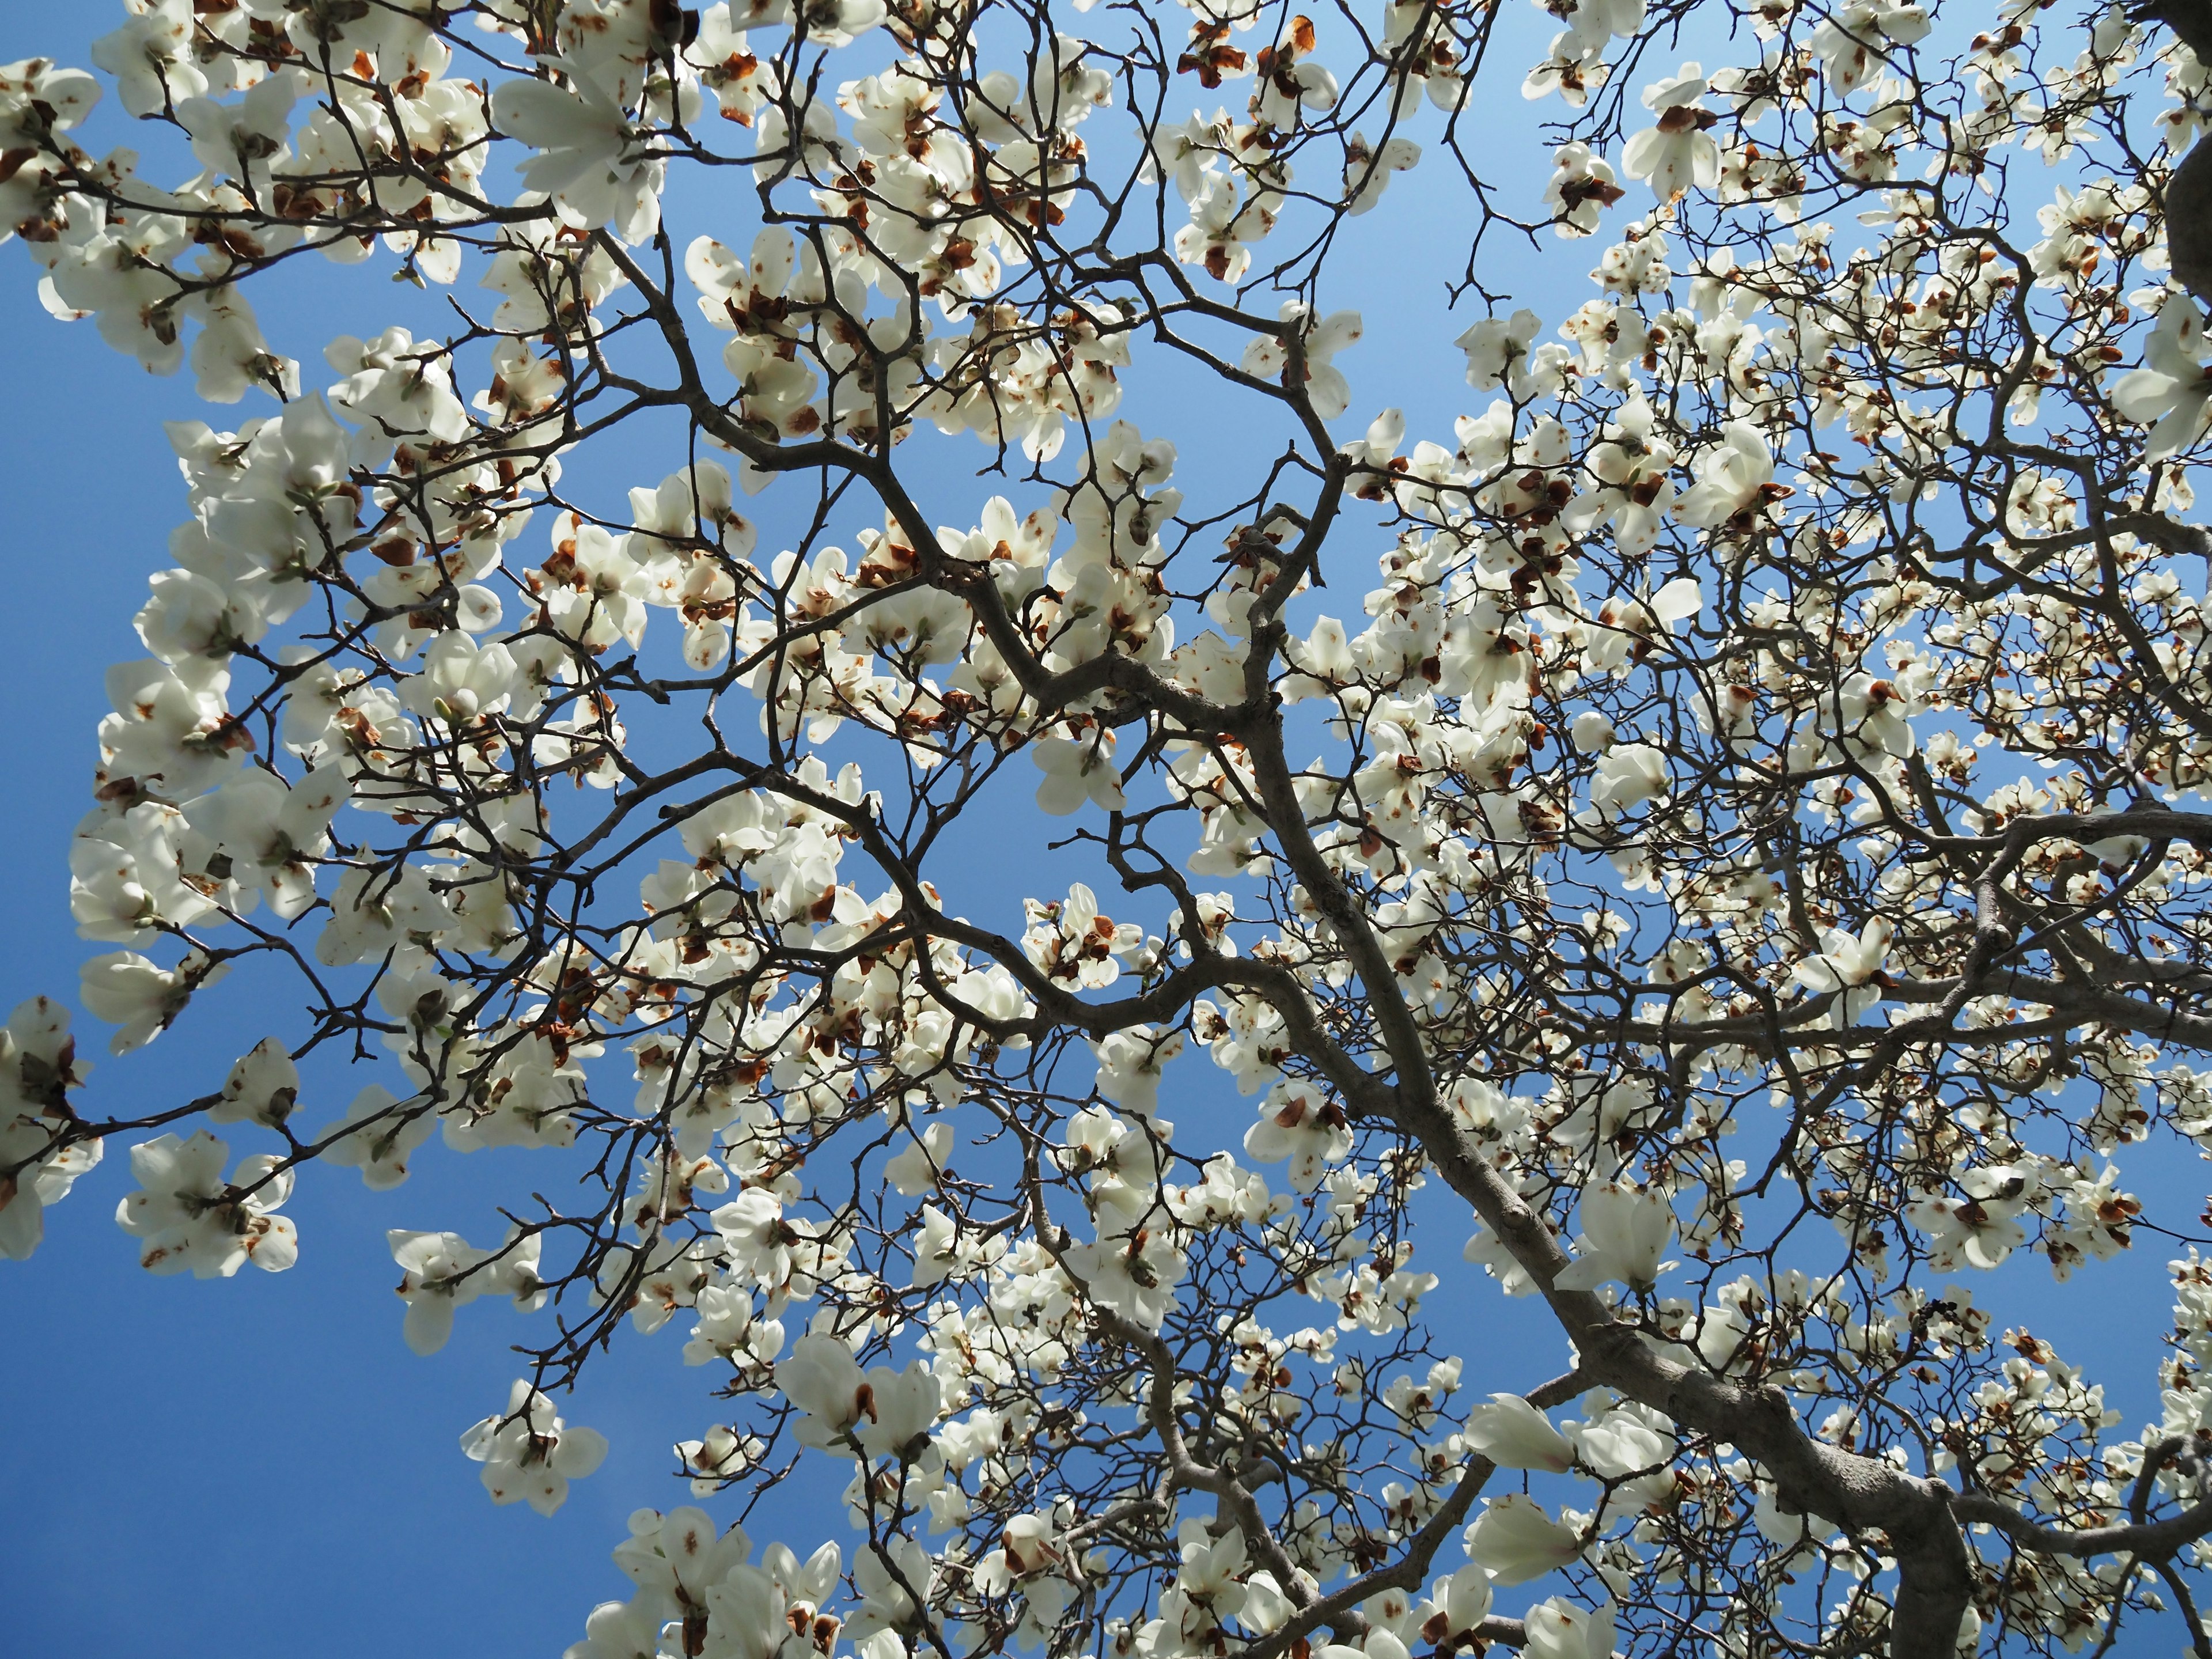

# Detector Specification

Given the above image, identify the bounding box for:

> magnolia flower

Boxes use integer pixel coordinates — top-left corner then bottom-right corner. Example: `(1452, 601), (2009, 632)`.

(1423, 1564), (1495, 1646)
(1743, 1472), (1817, 1551)
(778, 1333), (941, 1461)
(1565, 0), (1647, 47)
(685, 6), (775, 122)
(0, 998), (97, 1263)
(1091, 1027), (1184, 1117)
(1571, 1403), (1674, 1477)
(684, 1282), (787, 1370)
(713, 1186), (806, 1297)
(491, 63), (663, 243)
(1175, 173), (1280, 285)
(1622, 65), (1719, 199)
(911, 1203), (1000, 1286)
(1586, 743), (1669, 822)
(401, 632), (521, 726)
(1574, 397), (1678, 554)
(1033, 728), (1126, 815)
(1675, 422), (1779, 527)
(183, 763), (350, 921)
(461, 1380), (609, 1515)
(974, 1513), (1077, 1645)
(80, 950), (216, 1054)
(391, 1228), (546, 1355)
(210, 1038), (298, 1129)
(1165, 1523), (1250, 1633)
(789, 0), (887, 47)
(560, 1596), (663, 1659)
(1905, 1164), (2040, 1271)
(320, 1084), (434, 1191)
(1241, 304), (1366, 421)
(2112, 298), (2212, 460)
(676, 1423), (767, 1494)
(702, 1546), (845, 1658)
(1143, 111), (1223, 202)
(326, 327), (471, 445)
(176, 69), (300, 188)
(2047, 1164), (2140, 1279)
(1834, 672), (1917, 760)
(90, 0), (205, 117)
(1543, 142), (1626, 235)
(1791, 917), (1892, 1024)
(1569, 711), (1616, 754)
(1584, 578), (1701, 673)
(1463, 1393), (1575, 1471)
(1344, 131), (1421, 215)
(1463, 1494), (1583, 1584)
(70, 803), (215, 944)
(1063, 1194), (1186, 1331)
(1456, 309), (1541, 392)
(846, 1535), (938, 1643)
(1243, 1079), (1354, 1191)
(1555, 1179), (1676, 1291)
(115, 1131), (297, 1278)
(613, 1505), (751, 1608)
(1252, 16), (1340, 127)
(1809, 0), (1929, 93)
(884, 1121), (953, 1196)
(1523, 1598), (1619, 1659)
(133, 567), (266, 664)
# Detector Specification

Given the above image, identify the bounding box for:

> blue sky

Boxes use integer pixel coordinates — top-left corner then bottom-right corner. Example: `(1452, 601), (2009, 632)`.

(0, 4), (2204, 1657)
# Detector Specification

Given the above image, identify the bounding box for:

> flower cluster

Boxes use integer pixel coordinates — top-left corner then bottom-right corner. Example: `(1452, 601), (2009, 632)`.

(9, 0), (2212, 1656)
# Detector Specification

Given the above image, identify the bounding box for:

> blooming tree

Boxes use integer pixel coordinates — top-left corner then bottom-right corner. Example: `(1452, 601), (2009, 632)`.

(17, 0), (2212, 1653)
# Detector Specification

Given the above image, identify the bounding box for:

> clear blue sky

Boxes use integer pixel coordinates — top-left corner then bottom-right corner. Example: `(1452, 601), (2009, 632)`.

(0, 6), (2195, 1658)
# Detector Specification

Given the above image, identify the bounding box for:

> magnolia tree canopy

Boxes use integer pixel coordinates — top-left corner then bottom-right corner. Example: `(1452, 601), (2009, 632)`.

(16, 0), (2212, 1653)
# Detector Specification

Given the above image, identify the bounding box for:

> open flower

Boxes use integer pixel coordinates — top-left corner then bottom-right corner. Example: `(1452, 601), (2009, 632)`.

(391, 1228), (546, 1355)
(1456, 309), (1541, 392)
(1243, 1078), (1354, 1191)
(491, 63), (664, 242)
(91, 0), (204, 116)
(115, 1130), (297, 1278)
(1585, 743), (1669, 823)
(1033, 726), (1126, 815)
(1622, 64), (1719, 199)
(320, 1084), (434, 1191)
(1675, 422), (1779, 527)
(0, 1130), (95, 1267)
(1543, 141), (1626, 236)
(1242, 304), (1366, 420)
(778, 1332), (941, 1461)
(1554, 1177), (1676, 1292)
(1422, 1565), (1495, 1647)
(846, 1534), (939, 1642)
(1463, 1393), (1575, 1471)
(1344, 131), (1421, 215)
(1464, 1494), (1583, 1585)
(81, 950), (218, 1054)
(210, 1038), (298, 1128)
(1904, 1164), (2040, 1271)
(461, 1380), (609, 1515)
(1809, 0), (1928, 94)
(1791, 917), (1892, 1025)
(2112, 298), (2212, 460)
(1524, 1598), (1619, 1659)
(1584, 578), (1702, 673)
(1570, 1402), (1674, 1477)
(1064, 1186), (1187, 1331)
(176, 69), (300, 191)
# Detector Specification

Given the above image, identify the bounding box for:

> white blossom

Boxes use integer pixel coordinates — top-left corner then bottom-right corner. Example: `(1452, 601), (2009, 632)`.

(461, 1380), (609, 1515)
